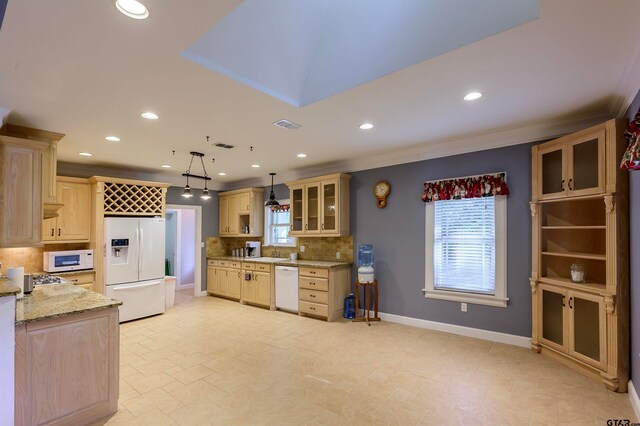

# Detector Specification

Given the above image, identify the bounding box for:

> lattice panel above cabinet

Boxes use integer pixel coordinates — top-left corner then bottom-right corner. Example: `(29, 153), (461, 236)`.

(103, 182), (164, 215)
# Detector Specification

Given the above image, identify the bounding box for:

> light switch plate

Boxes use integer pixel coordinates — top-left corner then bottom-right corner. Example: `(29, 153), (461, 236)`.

(300, 245), (305, 252)
(336, 252), (341, 259)
(461, 303), (467, 312)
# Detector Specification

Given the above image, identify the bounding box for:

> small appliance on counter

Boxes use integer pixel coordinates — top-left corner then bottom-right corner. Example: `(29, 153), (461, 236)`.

(43, 249), (94, 273)
(357, 244), (375, 283)
(245, 241), (261, 258)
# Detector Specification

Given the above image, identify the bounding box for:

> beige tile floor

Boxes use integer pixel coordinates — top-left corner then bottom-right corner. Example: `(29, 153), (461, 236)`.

(91, 289), (637, 426)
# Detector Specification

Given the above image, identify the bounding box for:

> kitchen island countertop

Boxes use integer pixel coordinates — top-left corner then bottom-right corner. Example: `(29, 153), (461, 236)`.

(15, 283), (121, 325)
(0, 278), (21, 297)
(208, 256), (351, 268)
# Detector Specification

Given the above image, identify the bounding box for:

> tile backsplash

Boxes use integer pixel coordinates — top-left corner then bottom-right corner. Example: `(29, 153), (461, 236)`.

(0, 243), (90, 274)
(206, 235), (353, 262)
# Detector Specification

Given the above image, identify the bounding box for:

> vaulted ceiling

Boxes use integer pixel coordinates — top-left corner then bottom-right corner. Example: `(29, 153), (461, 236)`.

(0, 0), (639, 189)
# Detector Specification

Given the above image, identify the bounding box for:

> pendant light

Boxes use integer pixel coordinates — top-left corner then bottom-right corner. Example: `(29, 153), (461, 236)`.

(265, 172), (279, 207)
(181, 146), (212, 200)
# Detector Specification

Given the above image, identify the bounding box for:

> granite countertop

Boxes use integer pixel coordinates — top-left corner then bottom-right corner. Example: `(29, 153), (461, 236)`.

(0, 278), (21, 297)
(208, 256), (352, 268)
(15, 283), (122, 325)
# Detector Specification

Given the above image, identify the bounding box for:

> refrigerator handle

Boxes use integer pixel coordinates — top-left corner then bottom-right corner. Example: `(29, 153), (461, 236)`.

(139, 226), (144, 274)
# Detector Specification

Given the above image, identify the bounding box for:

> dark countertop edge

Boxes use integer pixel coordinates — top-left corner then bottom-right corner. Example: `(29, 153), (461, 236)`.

(15, 302), (121, 325)
(207, 256), (352, 268)
(0, 281), (21, 297)
(34, 269), (96, 276)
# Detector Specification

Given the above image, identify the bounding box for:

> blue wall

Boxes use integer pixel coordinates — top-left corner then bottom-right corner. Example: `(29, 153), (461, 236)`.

(350, 143), (533, 337)
(626, 90), (640, 395)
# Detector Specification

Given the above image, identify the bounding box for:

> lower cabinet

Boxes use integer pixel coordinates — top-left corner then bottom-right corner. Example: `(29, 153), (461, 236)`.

(240, 262), (274, 309)
(206, 260), (241, 301)
(298, 266), (350, 322)
(538, 284), (606, 371)
(62, 272), (95, 292)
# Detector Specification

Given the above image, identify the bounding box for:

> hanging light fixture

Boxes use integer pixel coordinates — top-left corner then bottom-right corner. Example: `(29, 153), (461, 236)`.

(265, 172), (279, 207)
(181, 147), (212, 200)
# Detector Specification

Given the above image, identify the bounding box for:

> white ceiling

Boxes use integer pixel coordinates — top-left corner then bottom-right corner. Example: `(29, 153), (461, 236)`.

(1, 0), (639, 190)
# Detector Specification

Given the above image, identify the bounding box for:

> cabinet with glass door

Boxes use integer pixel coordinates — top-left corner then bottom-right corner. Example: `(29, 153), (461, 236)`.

(530, 118), (629, 392)
(286, 173), (351, 237)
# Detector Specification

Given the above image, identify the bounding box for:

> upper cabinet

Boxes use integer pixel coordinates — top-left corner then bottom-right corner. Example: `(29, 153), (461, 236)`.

(0, 136), (46, 247)
(43, 177), (91, 243)
(533, 122), (619, 201)
(0, 124), (65, 218)
(218, 188), (264, 237)
(286, 173), (351, 237)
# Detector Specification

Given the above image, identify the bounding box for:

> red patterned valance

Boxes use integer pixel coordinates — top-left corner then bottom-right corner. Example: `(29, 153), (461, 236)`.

(620, 107), (640, 171)
(270, 204), (290, 213)
(422, 172), (509, 202)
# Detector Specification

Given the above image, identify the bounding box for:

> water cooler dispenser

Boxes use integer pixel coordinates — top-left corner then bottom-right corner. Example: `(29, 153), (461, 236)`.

(357, 244), (374, 283)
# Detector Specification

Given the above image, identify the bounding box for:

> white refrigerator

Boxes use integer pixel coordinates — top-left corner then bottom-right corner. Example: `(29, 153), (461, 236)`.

(105, 217), (166, 322)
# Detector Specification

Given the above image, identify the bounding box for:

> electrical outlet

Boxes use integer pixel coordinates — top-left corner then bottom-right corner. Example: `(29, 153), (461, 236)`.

(336, 252), (341, 259)
(461, 303), (467, 312)
(300, 245), (305, 252)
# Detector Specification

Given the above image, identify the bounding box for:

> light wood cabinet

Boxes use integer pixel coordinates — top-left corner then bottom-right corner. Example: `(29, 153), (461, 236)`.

(60, 272), (96, 292)
(0, 136), (46, 248)
(530, 118), (628, 392)
(298, 266), (350, 322)
(15, 307), (119, 425)
(286, 174), (351, 237)
(43, 177), (91, 243)
(218, 188), (264, 237)
(206, 260), (241, 301)
(240, 262), (274, 309)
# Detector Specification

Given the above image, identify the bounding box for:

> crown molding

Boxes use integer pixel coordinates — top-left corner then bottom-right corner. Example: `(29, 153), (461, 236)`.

(224, 112), (610, 190)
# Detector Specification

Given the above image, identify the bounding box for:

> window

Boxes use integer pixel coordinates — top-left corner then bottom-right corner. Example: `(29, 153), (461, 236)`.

(424, 196), (508, 307)
(264, 200), (296, 247)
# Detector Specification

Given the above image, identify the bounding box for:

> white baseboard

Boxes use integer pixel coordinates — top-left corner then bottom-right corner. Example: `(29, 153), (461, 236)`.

(378, 312), (531, 348)
(197, 290), (208, 297)
(630, 381), (640, 422)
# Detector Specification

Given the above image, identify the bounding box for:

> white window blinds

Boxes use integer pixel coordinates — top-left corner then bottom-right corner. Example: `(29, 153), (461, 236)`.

(433, 197), (496, 295)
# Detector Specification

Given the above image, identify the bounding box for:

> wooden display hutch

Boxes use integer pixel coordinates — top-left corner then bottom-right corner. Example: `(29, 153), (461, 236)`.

(530, 118), (629, 392)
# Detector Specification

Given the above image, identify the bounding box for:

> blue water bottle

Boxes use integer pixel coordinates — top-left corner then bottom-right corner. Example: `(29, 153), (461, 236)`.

(343, 293), (355, 319)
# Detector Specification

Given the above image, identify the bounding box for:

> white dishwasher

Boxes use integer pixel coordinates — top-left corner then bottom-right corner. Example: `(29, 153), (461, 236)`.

(275, 266), (299, 313)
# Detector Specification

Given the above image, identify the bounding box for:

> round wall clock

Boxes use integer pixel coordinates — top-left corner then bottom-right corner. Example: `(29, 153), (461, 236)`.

(374, 180), (391, 208)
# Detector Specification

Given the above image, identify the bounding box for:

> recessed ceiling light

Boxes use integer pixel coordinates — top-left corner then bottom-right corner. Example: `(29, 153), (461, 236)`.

(359, 123), (373, 130)
(297, 153), (307, 158)
(141, 112), (159, 120)
(78, 152), (93, 157)
(251, 164), (261, 168)
(218, 172), (227, 176)
(115, 0), (149, 20)
(105, 136), (120, 142)
(463, 92), (483, 101)
(161, 164), (172, 168)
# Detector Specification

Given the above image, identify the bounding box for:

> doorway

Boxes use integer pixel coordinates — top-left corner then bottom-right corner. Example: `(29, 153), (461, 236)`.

(166, 204), (202, 297)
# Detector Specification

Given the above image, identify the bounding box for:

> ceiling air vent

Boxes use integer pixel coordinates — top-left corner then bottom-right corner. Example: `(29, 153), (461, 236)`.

(214, 143), (235, 149)
(273, 119), (301, 130)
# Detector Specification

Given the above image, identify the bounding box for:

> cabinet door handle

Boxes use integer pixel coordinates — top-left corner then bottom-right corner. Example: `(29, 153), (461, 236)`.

(58, 228), (61, 237)
(321, 223), (324, 230)
(226, 270), (228, 276)
(569, 297), (573, 309)
(568, 178), (573, 191)
(305, 224), (308, 230)
(310, 306), (316, 311)
(51, 228), (54, 237)
(561, 179), (565, 191)
(310, 294), (316, 298)
(290, 225), (293, 231)
(562, 295), (565, 307)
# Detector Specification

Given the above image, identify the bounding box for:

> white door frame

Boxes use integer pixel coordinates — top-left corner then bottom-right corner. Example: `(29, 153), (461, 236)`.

(166, 204), (203, 297)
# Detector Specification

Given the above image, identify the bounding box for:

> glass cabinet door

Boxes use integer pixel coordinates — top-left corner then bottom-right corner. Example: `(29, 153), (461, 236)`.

(290, 187), (304, 232)
(539, 285), (567, 352)
(538, 145), (565, 199)
(569, 292), (605, 369)
(321, 181), (337, 233)
(305, 184), (320, 233)
(568, 130), (605, 196)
